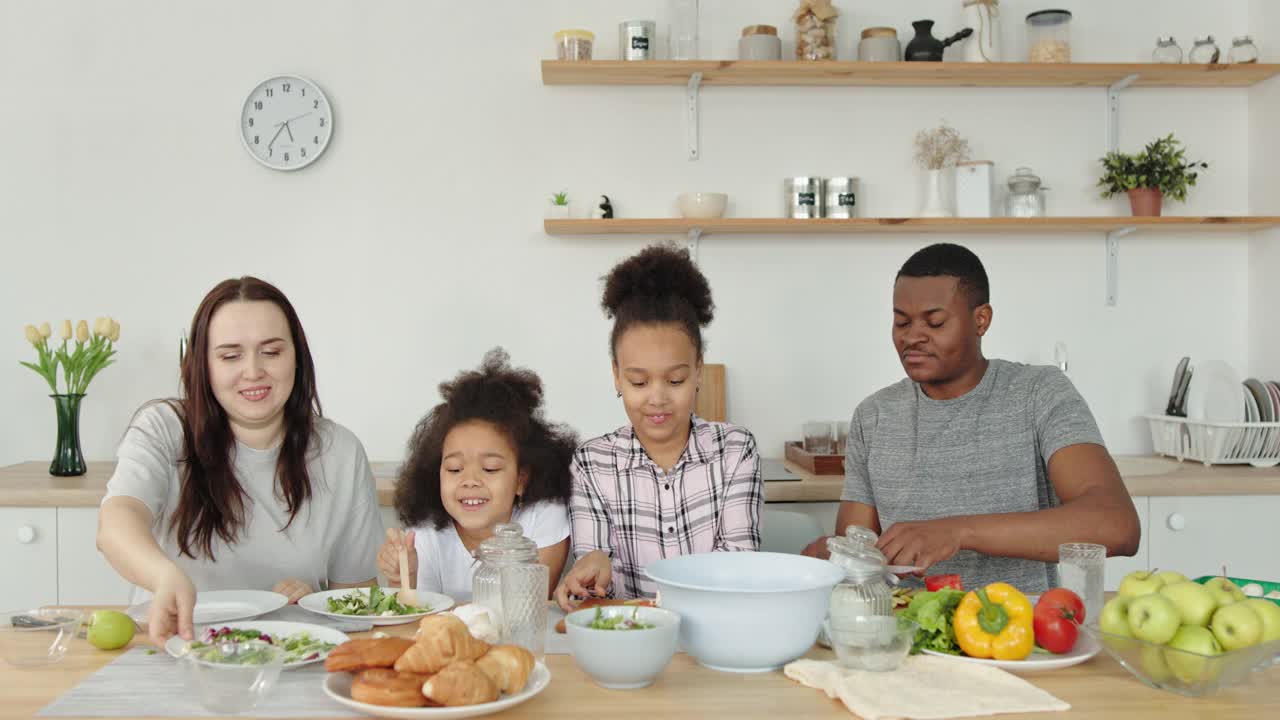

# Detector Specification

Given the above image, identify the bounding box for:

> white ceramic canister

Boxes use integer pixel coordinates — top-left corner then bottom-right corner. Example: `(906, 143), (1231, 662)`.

(954, 161), (994, 217)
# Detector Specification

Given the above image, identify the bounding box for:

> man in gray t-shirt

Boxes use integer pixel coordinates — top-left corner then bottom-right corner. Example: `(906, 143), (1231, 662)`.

(806, 244), (1140, 594)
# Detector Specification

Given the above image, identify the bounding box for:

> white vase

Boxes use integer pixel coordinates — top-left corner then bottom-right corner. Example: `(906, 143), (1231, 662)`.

(961, 1), (1001, 62)
(919, 168), (954, 218)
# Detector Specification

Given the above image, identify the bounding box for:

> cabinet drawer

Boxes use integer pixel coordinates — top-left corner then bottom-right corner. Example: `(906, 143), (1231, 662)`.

(0, 507), (58, 608)
(1148, 496), (1280, 581)
(57, 508), (133, 605)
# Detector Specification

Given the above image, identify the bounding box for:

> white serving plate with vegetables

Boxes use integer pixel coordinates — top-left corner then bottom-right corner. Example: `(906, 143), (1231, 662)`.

(165, 621), (349, 669)
(297, 585), (453, 626)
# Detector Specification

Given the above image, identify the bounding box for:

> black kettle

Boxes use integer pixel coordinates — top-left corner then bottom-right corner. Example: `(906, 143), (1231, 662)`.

(905, 20), (973, 62)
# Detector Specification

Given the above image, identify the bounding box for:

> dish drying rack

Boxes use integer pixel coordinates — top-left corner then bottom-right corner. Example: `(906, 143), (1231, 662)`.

(1143, 415), (1280, 468)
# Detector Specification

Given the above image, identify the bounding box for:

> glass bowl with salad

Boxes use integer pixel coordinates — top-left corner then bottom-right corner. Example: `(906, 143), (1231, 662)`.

(564, 605), (681, 689)
(181, 639), (285, 714)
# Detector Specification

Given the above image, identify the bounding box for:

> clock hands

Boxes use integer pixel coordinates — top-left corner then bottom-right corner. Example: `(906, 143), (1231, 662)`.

(266, 123), (287, 152)
(274, 111), (313, 127)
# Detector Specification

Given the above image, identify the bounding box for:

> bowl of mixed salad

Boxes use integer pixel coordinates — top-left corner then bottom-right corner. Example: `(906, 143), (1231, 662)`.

(166, 621), (348, 669)
(297, 584), (453, 626)
(565, 605), (681, 689)
(181, 639), (285, 714)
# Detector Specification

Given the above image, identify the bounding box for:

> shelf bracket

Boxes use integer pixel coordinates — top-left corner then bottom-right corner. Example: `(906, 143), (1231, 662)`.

(687, 228), (702, 264)
(1106, 74), (1139, 153)
(1105, 227), (1136, 306)
(686, 72), (702, 161)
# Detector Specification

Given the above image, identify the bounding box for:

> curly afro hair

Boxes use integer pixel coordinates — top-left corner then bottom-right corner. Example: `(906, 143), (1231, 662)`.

(601, 242), (715, 360)
(394, 348), (577, 530)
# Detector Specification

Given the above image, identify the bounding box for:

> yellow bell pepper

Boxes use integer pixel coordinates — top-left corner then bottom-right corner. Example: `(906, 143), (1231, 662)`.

(953, 582), (1034, 660)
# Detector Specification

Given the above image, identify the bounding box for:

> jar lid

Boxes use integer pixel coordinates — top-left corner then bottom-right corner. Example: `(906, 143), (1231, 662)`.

(1232, 35), (1253, 45)
(620, 19), (656, 30)
(742, 24), (778, 37)
(861, 27), (898, 39)
(554, 29), (595, 42)
(476, 522), (538, 564)
(843, 525), (879, 546)
(1194, 35), (1215, 44)
(826, 537), (888, 580)
(1156, 36), (1176, 45)
(1025, 9), (1072, 25)
(1007, 166), (1042, 192)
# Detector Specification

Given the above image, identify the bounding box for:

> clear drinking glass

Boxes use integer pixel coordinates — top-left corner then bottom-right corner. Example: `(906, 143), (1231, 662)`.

(667, 0), (699, 59)
(834, 421), (850, 455)
(803, 421), (834, 454)
(1058, 543), (1106, 627)
(182, 640), (284, 714)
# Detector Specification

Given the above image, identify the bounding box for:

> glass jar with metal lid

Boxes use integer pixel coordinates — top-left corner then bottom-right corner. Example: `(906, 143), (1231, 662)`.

(826, 535), (894, 627)
(472, 522), (548, 658)
(1188, 36), (1221, 64)
(1004, 166), (1049, 218)
(1229, 36), (1259, 64)
(1152, 36), (1183, 64)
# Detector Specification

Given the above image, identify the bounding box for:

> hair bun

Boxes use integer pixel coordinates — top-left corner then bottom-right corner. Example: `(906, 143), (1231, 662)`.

(439, 348), (544, 417)
(601, 243), (714, 326)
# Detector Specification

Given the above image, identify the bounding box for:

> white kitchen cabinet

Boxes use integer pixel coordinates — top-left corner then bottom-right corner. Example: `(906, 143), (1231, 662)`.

(1104, 497), (1151, 591)
(0, 507), (58, 609)
(1148, 496), (1280, 581)
(57, 508), (133, 605)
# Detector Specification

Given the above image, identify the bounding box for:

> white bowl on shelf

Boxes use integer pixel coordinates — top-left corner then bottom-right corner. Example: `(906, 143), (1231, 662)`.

(677, 193), (728, 219)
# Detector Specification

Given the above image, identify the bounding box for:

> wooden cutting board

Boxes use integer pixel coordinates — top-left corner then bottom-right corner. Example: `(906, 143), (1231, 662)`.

(697, 363), (726, 422)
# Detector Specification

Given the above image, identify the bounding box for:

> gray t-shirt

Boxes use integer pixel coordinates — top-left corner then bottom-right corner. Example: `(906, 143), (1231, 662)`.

(105, 403), (385, 603)
(841, 359), (1104, 593)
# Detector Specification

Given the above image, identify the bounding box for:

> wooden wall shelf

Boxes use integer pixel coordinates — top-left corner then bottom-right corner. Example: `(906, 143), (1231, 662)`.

(544, 217), (1280, 237)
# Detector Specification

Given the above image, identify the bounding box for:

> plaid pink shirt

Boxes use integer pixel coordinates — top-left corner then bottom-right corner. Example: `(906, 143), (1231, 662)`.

(569, 416), (763, 600)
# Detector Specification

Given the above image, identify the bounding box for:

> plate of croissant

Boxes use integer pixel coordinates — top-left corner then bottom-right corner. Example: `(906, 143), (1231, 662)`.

(323, 613), (550, 718)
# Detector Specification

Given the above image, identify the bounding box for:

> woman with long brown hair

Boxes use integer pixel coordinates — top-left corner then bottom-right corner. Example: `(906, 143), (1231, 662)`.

(97, 277), (384, 646)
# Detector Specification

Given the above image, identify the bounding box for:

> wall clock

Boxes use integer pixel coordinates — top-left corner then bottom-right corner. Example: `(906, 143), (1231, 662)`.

(240, 75), (332, 170)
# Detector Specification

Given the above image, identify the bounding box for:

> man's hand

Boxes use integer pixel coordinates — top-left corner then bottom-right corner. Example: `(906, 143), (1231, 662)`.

(800, 535), (834, 559)
(877, 518), (971, 573)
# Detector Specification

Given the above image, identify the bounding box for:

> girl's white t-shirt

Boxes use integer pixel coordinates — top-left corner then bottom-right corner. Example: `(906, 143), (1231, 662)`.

(410, 501), (570, 602)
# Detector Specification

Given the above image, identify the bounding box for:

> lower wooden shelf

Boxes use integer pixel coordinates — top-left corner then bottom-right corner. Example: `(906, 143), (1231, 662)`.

(544, 217), (1280, 236)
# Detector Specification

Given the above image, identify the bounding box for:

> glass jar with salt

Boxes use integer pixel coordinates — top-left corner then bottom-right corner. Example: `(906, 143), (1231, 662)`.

(827, 535), (894, 625)
(471, 523), (548, 660)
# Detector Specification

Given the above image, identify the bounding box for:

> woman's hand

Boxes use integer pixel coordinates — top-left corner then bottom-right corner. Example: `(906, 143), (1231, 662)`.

(147, 564), (197, 647)
(272, 578), (314, 603)
(376, 528), (417, 589)
(553, 550), (612, 612)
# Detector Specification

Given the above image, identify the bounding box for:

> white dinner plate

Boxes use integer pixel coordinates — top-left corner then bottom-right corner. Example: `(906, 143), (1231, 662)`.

(297, 588), (454, 627)
(164, 620), (349, 670)
(923, 631), (1101, 673)
(1185, 360), (1243, 423)
(323, 661), (551, 719)
(129, 590), (288, 626)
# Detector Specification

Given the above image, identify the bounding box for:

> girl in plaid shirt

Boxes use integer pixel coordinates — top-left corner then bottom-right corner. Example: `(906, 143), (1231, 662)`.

(554, 244), (764, 609)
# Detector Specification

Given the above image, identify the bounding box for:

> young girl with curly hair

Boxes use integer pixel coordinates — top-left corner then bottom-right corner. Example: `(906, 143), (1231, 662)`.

(379, 349), (577, 600)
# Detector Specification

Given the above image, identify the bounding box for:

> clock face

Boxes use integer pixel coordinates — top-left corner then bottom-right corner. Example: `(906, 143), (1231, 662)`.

(240, 75), (332, 171)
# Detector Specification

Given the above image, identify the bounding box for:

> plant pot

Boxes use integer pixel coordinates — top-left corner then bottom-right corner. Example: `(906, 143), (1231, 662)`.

(546, 204), (571, 219)
(49, 394), (87, 477)
(1127, 188), (1164, 217)
(919, 168), (955, 218)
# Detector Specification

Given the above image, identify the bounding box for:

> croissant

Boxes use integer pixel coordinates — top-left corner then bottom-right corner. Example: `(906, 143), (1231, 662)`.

(421, 660), (500, 706)
(394, 614), (490, 674)
(324, 638), (416, 673)
(350, 668), (432, 707)
(475, 645), (535, 694)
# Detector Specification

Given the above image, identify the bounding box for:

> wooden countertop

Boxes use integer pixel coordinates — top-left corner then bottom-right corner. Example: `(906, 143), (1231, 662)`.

(1, 456), (1276, 507)
(3, 608), (1278, 719)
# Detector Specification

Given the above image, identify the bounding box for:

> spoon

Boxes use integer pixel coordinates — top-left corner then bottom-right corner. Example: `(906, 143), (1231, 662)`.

(396, 541), (417, 607)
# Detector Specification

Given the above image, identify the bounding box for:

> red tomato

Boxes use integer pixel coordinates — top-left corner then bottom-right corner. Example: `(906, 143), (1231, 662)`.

(924, 574), (963, 592)
(1033, 588), (1085, 654)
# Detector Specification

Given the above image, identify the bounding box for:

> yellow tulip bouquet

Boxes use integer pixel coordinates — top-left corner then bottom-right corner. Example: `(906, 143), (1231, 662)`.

(20, 317), (121, 395)
(20, 317), (122, 476)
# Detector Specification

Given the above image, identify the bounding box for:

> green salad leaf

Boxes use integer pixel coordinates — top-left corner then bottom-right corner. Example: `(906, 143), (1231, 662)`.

(325, 583), (430, 616)
(588, 607), (655, 630)
(900, 588), (965, 655)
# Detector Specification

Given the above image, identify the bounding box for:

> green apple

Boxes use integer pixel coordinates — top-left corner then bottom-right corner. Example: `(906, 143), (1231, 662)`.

(1140, 643), (1174, 683)
(86, 609), (136, 650)
(1210, 602), (1263, 650)
(1127, 594), (1181, 645)
(1118, 570), (1166, 598)
(1164, 625), (1222, 684)
(1155, 571), (1189, 587)
(1158, 581), (1218, 627)
(1099, 596), (1135, 638)
(1243, 599), (1280, 644)
(1203, 577), (1247, 606)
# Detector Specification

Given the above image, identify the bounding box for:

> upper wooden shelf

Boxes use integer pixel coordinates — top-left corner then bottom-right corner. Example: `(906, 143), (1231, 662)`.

(541, 60), (1280, 88)
(545, 217), (1280, 236)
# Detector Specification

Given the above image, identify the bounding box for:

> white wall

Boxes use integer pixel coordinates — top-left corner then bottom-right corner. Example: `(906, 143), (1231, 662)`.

(1249, 0), (1280, 380)
(0, 0), (1268, 467)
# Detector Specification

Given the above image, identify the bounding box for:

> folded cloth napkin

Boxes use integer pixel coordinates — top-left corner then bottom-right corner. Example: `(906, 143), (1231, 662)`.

(785, 656), (1070, 720)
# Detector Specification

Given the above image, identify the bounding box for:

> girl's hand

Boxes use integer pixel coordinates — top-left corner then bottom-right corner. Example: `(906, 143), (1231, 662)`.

(554, 550), (612, 612)
(377, 528), (417, 589)
(272, 578), (313, 603)
(148, 564), (197, 647)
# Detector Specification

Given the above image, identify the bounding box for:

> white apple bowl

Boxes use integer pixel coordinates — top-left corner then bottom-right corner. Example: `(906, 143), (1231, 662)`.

(1086, 627), (1280, 697)
(677, 193), (728, 219)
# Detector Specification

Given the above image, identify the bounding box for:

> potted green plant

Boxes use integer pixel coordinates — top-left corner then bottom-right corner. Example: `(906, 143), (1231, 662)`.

(1097, 134), (1208, 217)
(19, 318), (121, 476)
(547, 190), (571, 219)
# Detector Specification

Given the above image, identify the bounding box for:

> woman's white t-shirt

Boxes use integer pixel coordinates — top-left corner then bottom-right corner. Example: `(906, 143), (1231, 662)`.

(410, 501), (570, 602)
(103, 403), (385, 604)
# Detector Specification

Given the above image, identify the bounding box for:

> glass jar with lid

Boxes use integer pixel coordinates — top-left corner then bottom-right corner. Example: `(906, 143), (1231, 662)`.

(1228, 36), (1259, 64)
(472, 523), (548, 659)
(826, 535), (894, 627)
(1025, 9), (1072, 63)
(1152, 36), (1183, 64)
(1188, 36), (1221, 64)
(1005, 167), (1049, 218)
